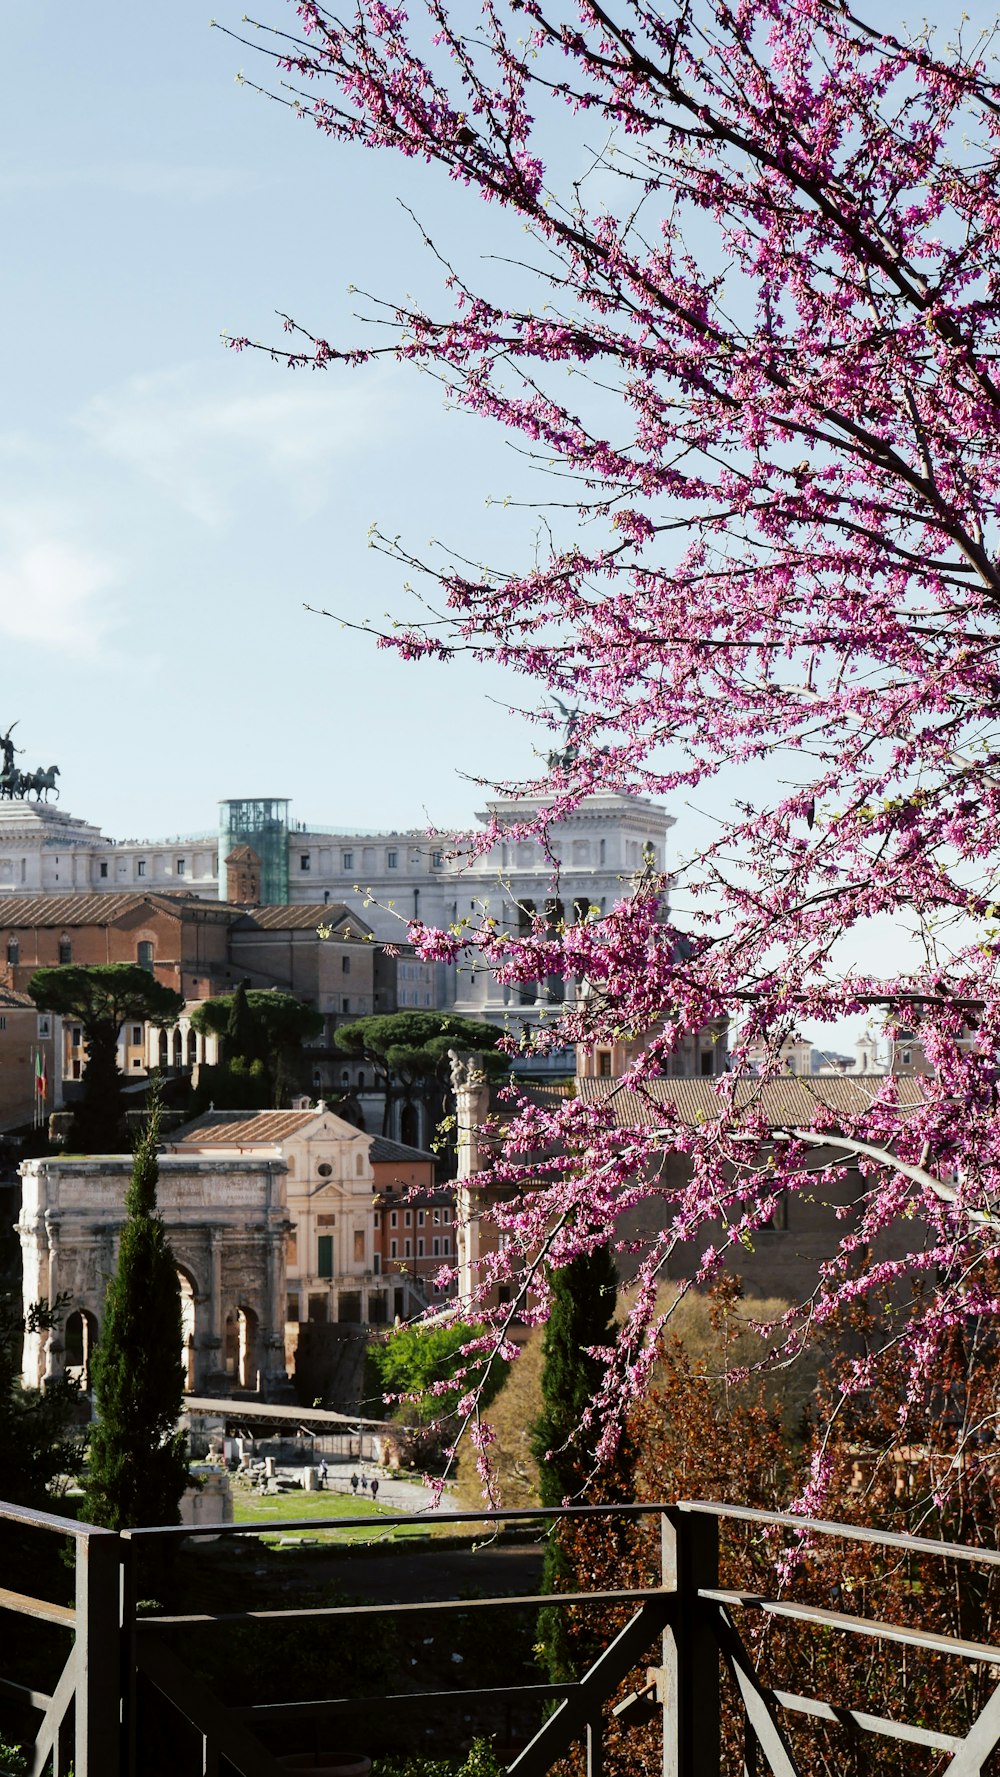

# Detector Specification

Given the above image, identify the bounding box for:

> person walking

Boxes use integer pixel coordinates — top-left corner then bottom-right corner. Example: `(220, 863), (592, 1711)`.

(370, 1475), (379, 1502)
(350, 1471), (359, 1495)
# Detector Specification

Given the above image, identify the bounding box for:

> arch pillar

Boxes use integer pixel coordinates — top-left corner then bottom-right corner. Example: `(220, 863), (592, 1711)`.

(196, 1228), (228, 1395)
(42, 1217), (65, 1388)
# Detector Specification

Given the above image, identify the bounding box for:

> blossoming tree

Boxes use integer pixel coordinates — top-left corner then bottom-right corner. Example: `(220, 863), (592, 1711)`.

(225, 0), (1000, 1491)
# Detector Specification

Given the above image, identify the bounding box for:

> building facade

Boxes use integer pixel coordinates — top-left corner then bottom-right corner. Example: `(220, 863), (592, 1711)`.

(0, 792), (674, 1063)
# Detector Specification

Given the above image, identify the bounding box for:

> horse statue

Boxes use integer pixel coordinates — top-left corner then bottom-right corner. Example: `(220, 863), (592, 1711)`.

(0, 765), (24, 800)
(22, 765), (60, 802)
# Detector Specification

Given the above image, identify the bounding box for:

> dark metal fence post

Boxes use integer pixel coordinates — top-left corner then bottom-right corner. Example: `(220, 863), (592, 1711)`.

(662, 1508), (720, 1777)
(75, 1528), (123, 1777)
(120, 1533), (138, 1777)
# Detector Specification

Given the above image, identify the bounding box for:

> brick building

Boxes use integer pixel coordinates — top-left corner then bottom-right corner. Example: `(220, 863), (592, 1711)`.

(0, 892), (409, 1104)
(0, 986), (61, 1133)
(371, 1136), (453, 1314)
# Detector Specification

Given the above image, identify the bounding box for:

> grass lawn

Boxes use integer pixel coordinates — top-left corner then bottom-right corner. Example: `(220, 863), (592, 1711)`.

(231, 1488), (434, 1543)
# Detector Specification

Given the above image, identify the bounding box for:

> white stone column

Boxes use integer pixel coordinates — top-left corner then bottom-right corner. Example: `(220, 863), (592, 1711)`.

(449, 1051), (491, 1305)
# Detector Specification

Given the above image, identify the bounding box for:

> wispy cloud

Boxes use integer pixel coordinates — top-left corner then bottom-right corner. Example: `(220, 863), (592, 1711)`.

(0, 506), (121, 656)
(0, 161), (258, 203)
(79, 364), (400, 525)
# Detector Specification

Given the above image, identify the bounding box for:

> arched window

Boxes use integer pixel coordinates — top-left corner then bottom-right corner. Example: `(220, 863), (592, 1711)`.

(6, 936), (18, 965)
(137, 940), (154, 972)
(58, 935), (72, 965)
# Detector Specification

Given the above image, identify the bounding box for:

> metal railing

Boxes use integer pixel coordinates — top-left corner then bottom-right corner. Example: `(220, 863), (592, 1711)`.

(5, 1498), (1000, 1775)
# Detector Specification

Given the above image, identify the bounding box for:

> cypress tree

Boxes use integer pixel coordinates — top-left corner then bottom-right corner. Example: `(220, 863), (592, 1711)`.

(225, 978), (259, 1067)
(82, 1099), (189, 1530)
(530, 1244), (627, 1683)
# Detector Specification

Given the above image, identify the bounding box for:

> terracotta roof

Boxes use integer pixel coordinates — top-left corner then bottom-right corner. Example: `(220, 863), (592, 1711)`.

(171, 1110), (324, 1146)
(0, 985), (34, 1009)
(369, 1136), (436, 1164)
(0, 893), (244, 926)
(233, 904), (373, 933)
(576, 1074), (926, 1129)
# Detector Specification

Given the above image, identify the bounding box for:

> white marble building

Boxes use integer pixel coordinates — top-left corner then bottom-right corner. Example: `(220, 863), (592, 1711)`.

(0, 790), (673, 1055)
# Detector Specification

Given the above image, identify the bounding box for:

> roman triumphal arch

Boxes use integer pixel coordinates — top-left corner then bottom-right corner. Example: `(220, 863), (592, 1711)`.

(18, 1154), (292, 1399)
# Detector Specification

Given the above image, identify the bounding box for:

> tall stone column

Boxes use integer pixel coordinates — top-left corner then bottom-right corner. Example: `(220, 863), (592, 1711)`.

(449, 1051), (491, 1307)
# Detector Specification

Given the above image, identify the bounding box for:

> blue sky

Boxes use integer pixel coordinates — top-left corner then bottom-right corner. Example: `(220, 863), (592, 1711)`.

(2, 3), (562, 844)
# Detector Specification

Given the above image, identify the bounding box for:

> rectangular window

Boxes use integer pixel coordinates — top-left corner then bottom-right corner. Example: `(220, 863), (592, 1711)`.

(131, 1026), (142, 1045)
(390, 1210), (398, 1228)
(442, 1209), (451, 1224)
(72, 1026), (82, 1046)
(136, 860), (146, 877)
(317, 1235), (334, 1279)
(177, 858), (186, 875)
(417, 1238), (424, 1257)
(343, 851), (353, 870)
(58, 940), (72, 965)
(373, 1211), (381, 1230)
(99, 861), (108, 878)
(442, 1236), (450, 1254)
(404, 1210), (412, 1228)
(432, 1237), (440, 1257)
(390, 1238), (398, 1259)
(342, 997), (350, 1014)
(432, 850), (443, 868)
(353, 1230), (365, 1264)
(300, 854), (311, 871)
(387, 850), (398, 868)
(417, 1209), (425, 1227)
(404, 1238), (411, 1258)
(342, 956), (351, 974)
(373, 1252), (381, 1275)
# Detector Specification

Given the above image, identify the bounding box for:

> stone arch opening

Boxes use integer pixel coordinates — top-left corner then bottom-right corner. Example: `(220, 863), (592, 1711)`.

(400, 1101), (419, 1148)
(171, 1027), (183, 1069)
(225, 1305), (259, 1392)
(177, 1266), (197, 1393)
(64, 1308), (98, 1390)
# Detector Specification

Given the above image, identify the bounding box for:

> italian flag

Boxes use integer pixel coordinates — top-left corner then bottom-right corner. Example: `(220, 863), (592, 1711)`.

(35, 1049), (47, 1102)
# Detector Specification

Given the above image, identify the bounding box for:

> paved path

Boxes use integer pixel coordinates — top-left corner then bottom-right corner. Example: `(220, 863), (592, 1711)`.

(318, 1460), (453, 1515)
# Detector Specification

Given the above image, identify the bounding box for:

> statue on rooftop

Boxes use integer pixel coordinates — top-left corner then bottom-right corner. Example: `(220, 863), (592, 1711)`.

(0, 723), (60, 801)
(546, 696), (582, 772)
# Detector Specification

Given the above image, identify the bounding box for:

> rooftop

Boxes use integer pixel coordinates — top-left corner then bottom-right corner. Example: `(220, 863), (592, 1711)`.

(577, 1072), (926, 1126)
(170, 1109), (330, 1146)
